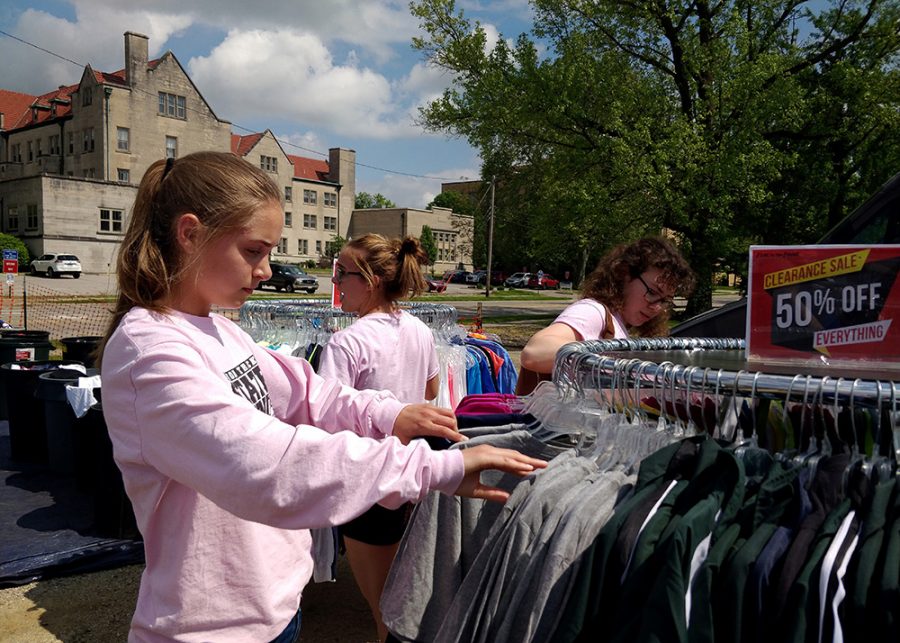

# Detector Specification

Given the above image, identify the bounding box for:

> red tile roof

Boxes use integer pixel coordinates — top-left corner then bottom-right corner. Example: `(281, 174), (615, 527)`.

(231, 132), (264, 156)
(0, 61), (155, 131)
(287, 154), (330, 181)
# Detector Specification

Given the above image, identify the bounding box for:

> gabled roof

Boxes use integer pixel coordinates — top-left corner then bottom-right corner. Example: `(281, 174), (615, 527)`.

(287, 154), (330, 182)
(231, 132), (264, 157)
(1, 60), (158, 131)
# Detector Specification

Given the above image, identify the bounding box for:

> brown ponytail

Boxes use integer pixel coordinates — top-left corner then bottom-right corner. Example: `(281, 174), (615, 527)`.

(346, 234), (429, 302)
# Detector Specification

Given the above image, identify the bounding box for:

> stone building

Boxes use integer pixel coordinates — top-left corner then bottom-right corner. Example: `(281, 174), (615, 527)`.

(348, 206), (473, 274)
(0, 31), (358, 273)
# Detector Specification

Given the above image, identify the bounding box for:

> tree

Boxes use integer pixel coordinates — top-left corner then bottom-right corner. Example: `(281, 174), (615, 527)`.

(410, 0), (900, 314)
(324, 234), (346, 262)
(0, 234), (30, 270)
(355, 192), (397, 209)
(419, 225), (438, 272)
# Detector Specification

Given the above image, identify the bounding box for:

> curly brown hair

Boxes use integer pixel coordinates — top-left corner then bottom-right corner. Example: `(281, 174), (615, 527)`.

(580, 236), (696, 336)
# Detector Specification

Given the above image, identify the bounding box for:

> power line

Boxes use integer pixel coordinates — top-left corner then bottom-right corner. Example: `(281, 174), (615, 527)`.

(0, 28), (470, 183)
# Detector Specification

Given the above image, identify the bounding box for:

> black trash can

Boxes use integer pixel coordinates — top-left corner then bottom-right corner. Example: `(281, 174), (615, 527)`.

(1, 360), (85, 463)
(75, 402), (139, 539)
(60, 336), (102, 368)
(35, 367), (100, 474)
(0, 331), (54, 421)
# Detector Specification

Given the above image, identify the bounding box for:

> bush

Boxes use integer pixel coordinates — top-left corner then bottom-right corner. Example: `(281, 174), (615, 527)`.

(0, 234), (30, 270)
(304, 259), (317, 269)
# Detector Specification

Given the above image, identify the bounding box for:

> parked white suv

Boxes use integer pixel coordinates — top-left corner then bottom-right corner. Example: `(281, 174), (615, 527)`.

(29, 253), (82, 278)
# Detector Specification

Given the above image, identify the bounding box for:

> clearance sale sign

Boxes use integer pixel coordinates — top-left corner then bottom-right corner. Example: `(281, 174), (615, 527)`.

(747, 245), (900, 370)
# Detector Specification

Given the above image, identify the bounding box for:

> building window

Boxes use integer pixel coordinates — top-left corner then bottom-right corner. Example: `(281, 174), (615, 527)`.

(285, 186), (292, 202)
(303, 214), (317, 229)
(7, 208), (19, 231)
(27, 141), (33, 162)
(82, 168), (95, 178)
(82, 86), (92, 106)
(49, 135), (60, 155)
(166, 136), (178, 159)
(158, 92), (186, 119)
(277, 238), (287, 254)
(315, 240), (322, 254)
(324, 192), (337, 207)
(324, 216), (336, 231)
(117, 169), (130, 183)
(117, 127), (130, 152)
(36, 139), (43, 158)
(298, 239), (309, 255)
(100, 208), (124, 232)
(303, 189), (317, 205)
(284, 212), (292, 228)
(83, 128), (95, 153)
(68, 132), (74, 154)
(10, 144), (21, 163)
(260, 156), (278, 172)
(26, 205), (38, 230)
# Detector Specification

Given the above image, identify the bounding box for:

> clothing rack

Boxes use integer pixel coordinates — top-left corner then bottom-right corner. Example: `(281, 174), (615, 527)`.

(552, 336), (899, 410)
(238, 300), (460, 345)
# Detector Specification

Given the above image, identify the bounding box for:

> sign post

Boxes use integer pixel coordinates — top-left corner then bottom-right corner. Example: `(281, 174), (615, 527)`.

(747, 245), (900, 371)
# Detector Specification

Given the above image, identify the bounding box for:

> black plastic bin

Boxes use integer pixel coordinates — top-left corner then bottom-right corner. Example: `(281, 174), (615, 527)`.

(35, 367), (100, 474)
(60, 336), (102, 368)
(75, 402), (139, 539)
(0, 330), (54, 421)
(1, 360), (85, 463)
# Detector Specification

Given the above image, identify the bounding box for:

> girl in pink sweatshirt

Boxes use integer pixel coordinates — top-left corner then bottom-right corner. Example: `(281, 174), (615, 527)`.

(98, 151), (545, 643)
(319, 233), (441, 641)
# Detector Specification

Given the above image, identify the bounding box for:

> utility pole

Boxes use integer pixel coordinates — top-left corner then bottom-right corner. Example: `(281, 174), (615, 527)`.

(485, 176), (495, 298)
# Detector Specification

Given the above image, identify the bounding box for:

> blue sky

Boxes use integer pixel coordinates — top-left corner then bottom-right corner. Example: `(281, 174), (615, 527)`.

(0, 0), (535, 208)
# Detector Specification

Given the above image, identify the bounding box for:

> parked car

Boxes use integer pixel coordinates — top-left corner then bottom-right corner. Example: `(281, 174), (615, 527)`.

(504, 272), (532, 288)
(258, 263), (319, 293)
(442, 269), (470, 284)
(29, 253), (82, 278)
(671, 170), (900, 337)
(466, 270), (486, 285)
(425, 277), (447, 293)
(527, 273), (561, 289)
(476, 270), (507, 286)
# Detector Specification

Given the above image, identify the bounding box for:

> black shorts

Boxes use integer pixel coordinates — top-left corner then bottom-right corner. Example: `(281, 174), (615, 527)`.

(339, 502), (411, 546)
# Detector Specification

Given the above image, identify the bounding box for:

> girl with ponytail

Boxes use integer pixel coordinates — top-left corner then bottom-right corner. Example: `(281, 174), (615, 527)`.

(318, 233), (442, 641)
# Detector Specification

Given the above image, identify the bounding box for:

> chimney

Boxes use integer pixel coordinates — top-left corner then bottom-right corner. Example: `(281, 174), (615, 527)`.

(124, 31), (149, 87)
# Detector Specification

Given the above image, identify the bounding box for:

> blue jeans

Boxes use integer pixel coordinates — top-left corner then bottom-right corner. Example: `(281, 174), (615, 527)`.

(269, 608), (302, 643)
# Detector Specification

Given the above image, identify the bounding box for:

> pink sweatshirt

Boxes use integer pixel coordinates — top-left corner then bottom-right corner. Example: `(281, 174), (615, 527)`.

(318, 310), (439, 403)
(101, 307), (464, 642)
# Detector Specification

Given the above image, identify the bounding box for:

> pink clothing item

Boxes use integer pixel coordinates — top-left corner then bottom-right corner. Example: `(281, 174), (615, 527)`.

(101, 307), (464, 643)
(455, 393), (519, 416)
(552, 298), (628, 341)
(318, 310), (439, 404)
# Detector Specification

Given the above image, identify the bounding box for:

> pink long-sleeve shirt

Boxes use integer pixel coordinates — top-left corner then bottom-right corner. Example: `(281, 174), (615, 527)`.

(101, 307), (464, 642)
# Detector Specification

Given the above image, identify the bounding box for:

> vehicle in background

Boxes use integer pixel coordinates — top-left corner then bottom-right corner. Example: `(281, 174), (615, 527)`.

(258, 263), (319, 293)
(527, 273), (561, 289)
(477, 270), (507, 286)
(466, 270), (485, 285)
(425, 277), (447, 293)
(504, 272), (532, 288)
(671, 170), (900, 338)
(29, 253), (82, 278)
(442, 269), (470, 284)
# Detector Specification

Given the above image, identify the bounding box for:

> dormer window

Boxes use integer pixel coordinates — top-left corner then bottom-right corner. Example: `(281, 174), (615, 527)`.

(82, 86), (92, 107)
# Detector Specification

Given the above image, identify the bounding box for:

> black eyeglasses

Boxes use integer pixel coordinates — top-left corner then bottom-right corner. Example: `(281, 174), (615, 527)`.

(636, 274), (674, 307)
(334, 265), (364, 283)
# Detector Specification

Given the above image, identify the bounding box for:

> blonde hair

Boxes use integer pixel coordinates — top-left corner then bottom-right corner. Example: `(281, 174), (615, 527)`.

(96, 151), (282, 365)
(346, 234), (429, 302)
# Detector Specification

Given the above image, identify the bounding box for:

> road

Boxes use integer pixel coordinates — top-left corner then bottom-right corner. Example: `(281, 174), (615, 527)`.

(11, 272), (741, 320)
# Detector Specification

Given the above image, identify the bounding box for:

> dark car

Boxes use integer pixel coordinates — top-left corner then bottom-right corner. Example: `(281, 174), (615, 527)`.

(477, 270), (507, 286)
(258, 263), (319, 293)
(671, 171), (900, 337)
(425, 277), (447, 293)
(442, 269), (470, 284)
(527, 273), (561, 289)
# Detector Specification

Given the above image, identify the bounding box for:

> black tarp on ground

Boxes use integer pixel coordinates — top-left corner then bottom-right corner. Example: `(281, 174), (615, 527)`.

(0, 420), (143, 587)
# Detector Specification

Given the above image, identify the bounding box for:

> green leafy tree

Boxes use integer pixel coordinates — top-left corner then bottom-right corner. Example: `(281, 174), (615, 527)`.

(355, 192), (397, 209)
(410, 0), (900, 314)
(419, 225), (438, 272)
(324, 234), (346, 262)
(0, 234), (30, 270)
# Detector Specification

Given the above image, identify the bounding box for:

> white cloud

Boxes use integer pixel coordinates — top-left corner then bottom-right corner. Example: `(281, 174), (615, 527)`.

(361, 165), (480, 210)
